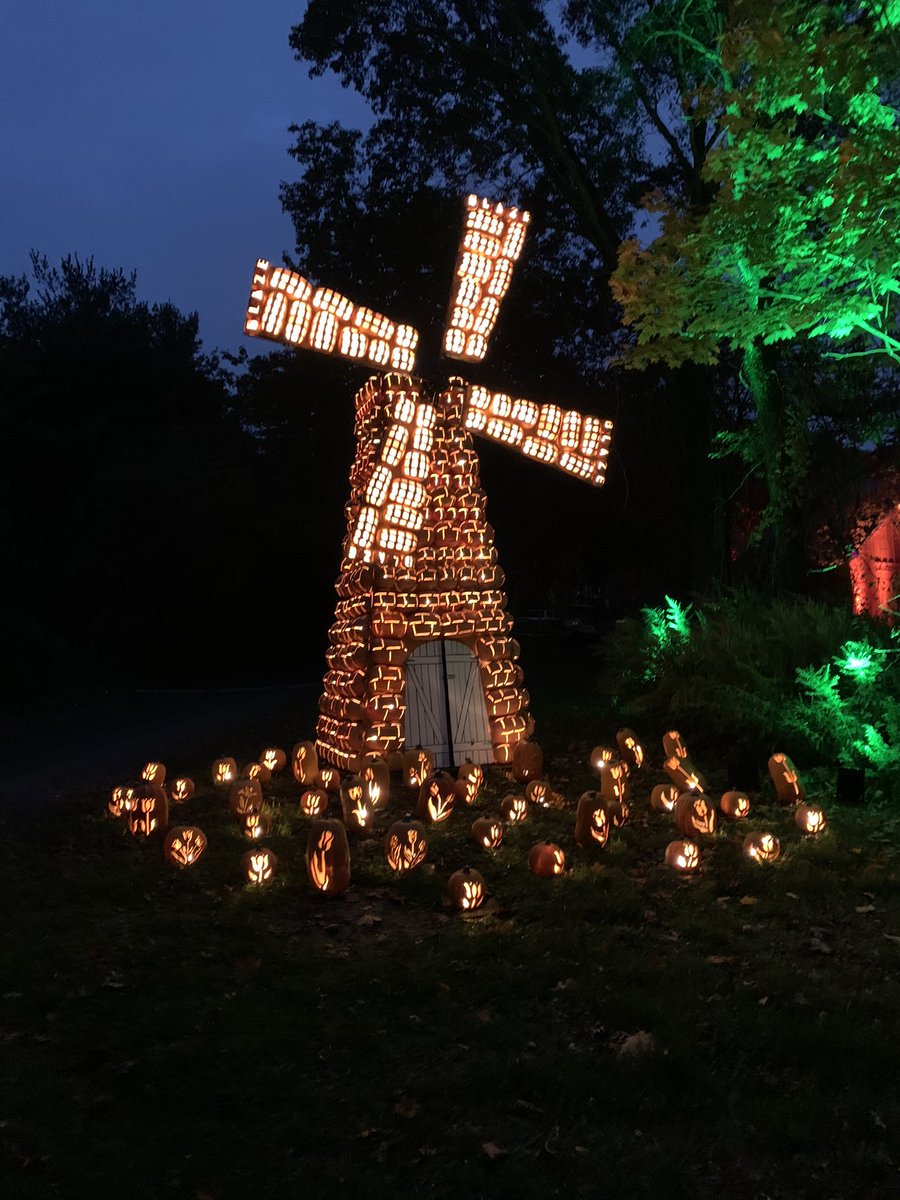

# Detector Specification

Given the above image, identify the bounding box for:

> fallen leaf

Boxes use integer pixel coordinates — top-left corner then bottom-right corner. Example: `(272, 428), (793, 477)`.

(482, 1141), (507, 1160)
(611, 1030), (656, 1057)
(394, 1099), (419, 1119)
(356, 913), (382, 928)
(758, 996), (768, 1006)
(739, 895), (758, 907)
(884, 934), (900, 945)
(706, 955), (737, 966)
(855, 905), (876, 914)
(476, 1009), (492, 1023)
(552, 979), (575, 992)
(809, 937), (832, 954)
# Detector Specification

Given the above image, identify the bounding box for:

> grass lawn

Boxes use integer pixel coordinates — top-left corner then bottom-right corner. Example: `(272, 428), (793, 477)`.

(3, 650), (900, 1199)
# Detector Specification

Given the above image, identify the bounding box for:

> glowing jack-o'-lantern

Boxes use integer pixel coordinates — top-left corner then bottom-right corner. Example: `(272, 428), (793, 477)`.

(743, 832), (781, 863)
(511, 740), (543, 782)
(306, 819), (351, 895)
(109, 786), (128, 818)
(795, 804), (827, 836)
(230, 777), (264, 817)
(243, 761), (272, 783)
(260, 747), (287, 774)
(292, 741), (319, 785)
(243, 848), (277, 885)
(471, 816), (503, 850)
(600, 761), (628, 805)
(318, 765), (340, 793)
(405, 747), (435, 789)
(674, 791), (717, 837)
(448, 867), (485, 910)
(575, 792), (610, 848)
(385, 817), (428, 873)
(616, 728), (644, 769)
(340, 776), (371, 833)
(212, 757), (238, 786)
(455, 761), (484, 805)
(418, 773), (456, 824)
(361, 759), (390, 810)
(299, 788), (329, 818)
(529, 840), (566, 877)
(590, 745), (616, 773)
(769, 754), (806, 804)
(141, 761), (166, 785)
(524, 779), (553, 808)
(663, 730), (688, 760)
(665, 839), (700, 871)
(664, 756), (707, 793)
(499, 793), (528, 823)
(603, 796), (631, 828)
(169, 777), (195, 804)
(650, 784), (678, 813)
(242, 811), (273, 840)
(163, 825), (207, 868)
(127, 782), (169, 839)
(720, 790), (751, 820)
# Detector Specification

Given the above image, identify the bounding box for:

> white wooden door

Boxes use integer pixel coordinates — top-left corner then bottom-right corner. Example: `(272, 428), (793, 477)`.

(404, 639), (494, 768)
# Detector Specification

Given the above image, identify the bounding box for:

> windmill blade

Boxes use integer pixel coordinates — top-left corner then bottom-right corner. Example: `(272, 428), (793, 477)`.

(347, 376), (436, 567)
(244, 259), (419, 373)
(442, 196), (530, 363)
(464, 385), (613, 488)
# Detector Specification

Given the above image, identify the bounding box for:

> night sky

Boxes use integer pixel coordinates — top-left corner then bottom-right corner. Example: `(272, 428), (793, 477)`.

(1, 1), (370, 355)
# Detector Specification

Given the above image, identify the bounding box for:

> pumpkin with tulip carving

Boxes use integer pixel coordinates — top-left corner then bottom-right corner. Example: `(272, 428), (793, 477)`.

(616, 728), (644, 769)
(499, 793), (528, 823)
(306, 819), (351, 895)
(650, 784), (678, 813)
(447, 867), (485, 910)
(528, 841), (566, 877)
(242, 811), (273, 840)
(665, 839), (700, 872)
(405, 747), (435, 789)
(142, 761), (166, 785)
(212, 757), (238, 786)
(242, 848), (277, 885)
(512, 739), (543, 782)
(169, 777), (195, 804)
(384, 818), (428, 873)
(673, 791), (717, 837)
(575, 792), (609, 848)
(340, 776), (372, 833)
(260, 747), (287, 774)
(163, 825), (207, 868)
(229, 777), (264, 818)
(361, 759), (390, 810)
(418, 774), (456, 824)
(455, 761), (484, 805)
(795, 803), (827, 835)
(720, 790), (751, 820)
(299, 788), (329, 818)
(292, 741), (319, 785)
(768, 753), (806, 804)
(471, 816), (504, 850)
(743, 832), (781, 863)
(127, 782), (168, 839)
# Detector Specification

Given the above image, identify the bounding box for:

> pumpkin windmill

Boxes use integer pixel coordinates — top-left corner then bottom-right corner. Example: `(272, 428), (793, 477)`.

(244, 195), (613, 771)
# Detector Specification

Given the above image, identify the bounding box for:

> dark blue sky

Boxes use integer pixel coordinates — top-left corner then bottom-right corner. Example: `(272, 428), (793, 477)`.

(1, 1), (370, 354)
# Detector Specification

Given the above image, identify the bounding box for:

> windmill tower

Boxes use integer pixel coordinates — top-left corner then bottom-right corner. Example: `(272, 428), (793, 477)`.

(244, 196), (613, 770)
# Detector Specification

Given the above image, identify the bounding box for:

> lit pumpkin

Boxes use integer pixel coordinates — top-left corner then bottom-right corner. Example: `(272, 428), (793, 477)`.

(306, 819), (351, 895)
(616, 728), (644, 769)
(405, 747), (435, 789)
(511, 739), (543, 782)
(318, 765), (340, 793)
(590, 745), (616, 772)
(574, 792), (609, 848)
(599, 761), (628, 804)
(417, 773), (456, 824)
(169, 777), (195, 804)
(663, 730), (688, 760)
(340, 775), (372, 833)
(499, 793), (528, 823)
(525, 779), (552, 808)
(360, 759), (390, 810)
(243, 761), (272, 783)
(529, 841), (566, 877)
(141, 761), (166, 785)
(163, 825), (207, 868)
(212, 757), (238, 785)
(665, 839), (700, 872)
(768, 753), (806, 804)
(108, 786), (128, 818)
(299, 788), (329, 818)
(720, 790), (751, 820)
(471, 816), (503, 850)
(127, 782), (169, 839)
(603, 796), (631, 828)
(292, 741), (319, 785)
(795, 803), (827, 836)
(229, 777), (264, 817)
(743, 832), (781, 863)
(447, 866), (485, 910)
(242, 848), (277, 885)
(650, 784), (678, 813)
(260, 747), (287, 774)
(384, 818), (428, 873)
(663, 756), (707, 793)
(242, 811), (273, 840)
(455, 761), (484, 805)
(673, 791), (717, 837)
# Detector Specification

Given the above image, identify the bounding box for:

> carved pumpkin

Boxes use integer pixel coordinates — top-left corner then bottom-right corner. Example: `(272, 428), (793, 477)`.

(384, 818), (428, 873)
(529, 841), (566, 877)
(163, 825), (207, 868)
(242, 848), (277, 885)
(292, 740), (319, 785)
(418, 773), (456, 824)
(511, 740), (543, 782)
(795, 803), (827, 835)
(616, 728), (644, 769)
(169, 777), (195, 804)
(663, 730), (688, 760)
(141, 761), (166, 785)
(212, 757), (238, 785)
(243, 761), (272, 783)
(122, 784), (139, 812)
(590, 745), (616, 773)
(405, 747), (435, 789)
(720, 790), (751, 820)
(743, 832), (781, 863)
(318, 765), (340, 792)
(306, 819), (351, 895)
(575, 792), (609, 848)
(664, 756), (707, 793)
(260, 747), (287, 774)
(650, 784), (679, 813)
(673, 791), (717, 837)
(665, 839), (700, 872)
(386, 750), (407, 774)
(361, 759), (390, 810)
(768, 754), (806, 804)
(242, 811), (273, 840)
(299, 788), (329, 818)
(603, 797), (631, 828)
(499, 793), (528, 823)
(471, 816), (503, 850)
(600, 761), (628, 804)
(229, 777), (264, 817)
(108, 786), (128, 818)
(524, 779), (552, 808)
(340, 776), (372, 833)
(447, 866), (485, 910)
(455, 761), (484, 805)
(127, 782), (169, 839)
